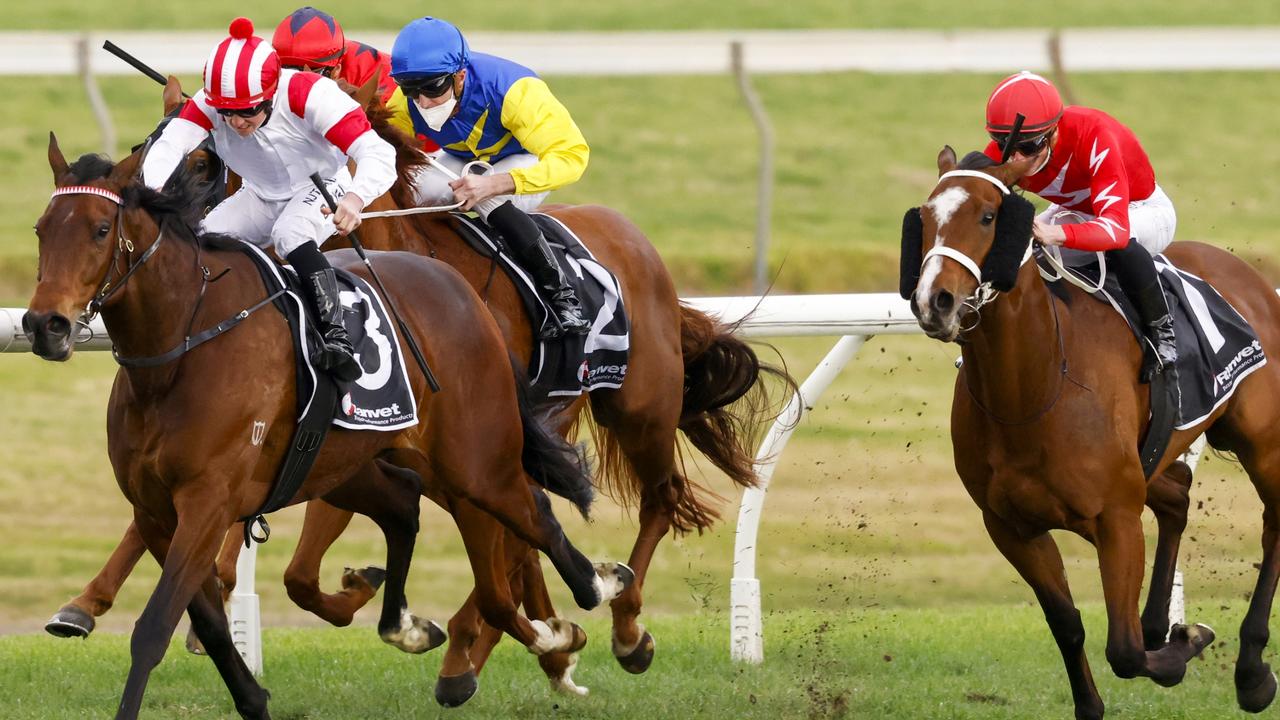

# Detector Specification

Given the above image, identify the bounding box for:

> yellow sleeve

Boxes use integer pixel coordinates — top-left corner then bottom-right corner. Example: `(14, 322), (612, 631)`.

(499, 77), (589, 194)
(385, 87), (417, 140)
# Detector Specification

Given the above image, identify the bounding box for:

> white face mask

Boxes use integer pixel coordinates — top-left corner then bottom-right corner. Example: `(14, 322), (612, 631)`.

(415, 93), (457, 131)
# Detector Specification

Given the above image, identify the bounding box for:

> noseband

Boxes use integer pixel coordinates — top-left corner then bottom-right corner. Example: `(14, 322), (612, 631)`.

(921, 170), (1034, 330)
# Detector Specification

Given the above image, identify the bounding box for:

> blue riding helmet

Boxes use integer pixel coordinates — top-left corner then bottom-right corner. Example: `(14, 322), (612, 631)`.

(390, 17), (470, 80)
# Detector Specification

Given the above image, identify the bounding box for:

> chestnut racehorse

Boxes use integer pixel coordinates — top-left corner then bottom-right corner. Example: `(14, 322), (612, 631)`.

(905, 146), (1280, 718)
(51, 80), (788, 700)
(26, 137), (633, 719)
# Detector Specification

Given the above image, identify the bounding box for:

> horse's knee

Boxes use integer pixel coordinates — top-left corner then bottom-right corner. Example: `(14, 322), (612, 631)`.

(1044, 605), (1086, 651)
(283, 569), (319, 609)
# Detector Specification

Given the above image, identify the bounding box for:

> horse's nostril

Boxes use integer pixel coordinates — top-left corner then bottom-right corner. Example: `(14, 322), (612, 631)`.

(932, 290), (955, 314)
(46, 314), (71, 338)
(20, 312), (36, 336)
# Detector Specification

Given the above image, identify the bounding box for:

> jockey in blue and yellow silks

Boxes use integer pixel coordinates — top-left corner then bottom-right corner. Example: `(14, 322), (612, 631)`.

(388, 16), (590, 338)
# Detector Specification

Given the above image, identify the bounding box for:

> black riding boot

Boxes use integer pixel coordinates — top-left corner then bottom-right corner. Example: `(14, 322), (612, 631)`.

(1108, 238), (1178, 383)
(287, 244), (362, 383)
(487, 202), (590, 339)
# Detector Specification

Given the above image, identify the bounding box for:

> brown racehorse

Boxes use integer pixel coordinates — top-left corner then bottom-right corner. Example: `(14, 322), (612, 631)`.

(48, 80), (789, 702)
(905, 146), (1280, 719)
(26, 137), (634, 719)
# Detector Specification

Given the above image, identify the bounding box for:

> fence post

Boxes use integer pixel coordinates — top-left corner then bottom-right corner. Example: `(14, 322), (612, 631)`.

(730, 41), (774, 294)
(229, 542), (263, 675)
(77, 34), (116, 158)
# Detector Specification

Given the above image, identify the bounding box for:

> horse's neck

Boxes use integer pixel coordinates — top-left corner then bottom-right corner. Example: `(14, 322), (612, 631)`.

(100, 217), (239, 375)
(959, 263), (1064, 416)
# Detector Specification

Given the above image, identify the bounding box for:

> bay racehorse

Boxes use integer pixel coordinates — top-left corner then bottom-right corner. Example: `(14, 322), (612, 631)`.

(47, 80), (791, 701)
(26, 136), (633, 719)
(904, 146), (1280, 718)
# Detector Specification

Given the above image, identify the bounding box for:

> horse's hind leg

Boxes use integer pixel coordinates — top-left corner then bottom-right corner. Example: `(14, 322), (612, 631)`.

(1225, 434), (1280, 712)
(1140, 460), (1193, 650)
(1095, 508), (1213, 689)
(47, 520), (147, 638)
(983, 511), (1105, 720)
(281, 500), (385, 627)
(322, 461), (445, 655)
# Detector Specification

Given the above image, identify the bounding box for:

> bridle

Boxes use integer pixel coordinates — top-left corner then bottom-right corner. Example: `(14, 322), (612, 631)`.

(921, 170), (1034, 332)
(46, 184), (283, 368)
(49, 185), (167, 326)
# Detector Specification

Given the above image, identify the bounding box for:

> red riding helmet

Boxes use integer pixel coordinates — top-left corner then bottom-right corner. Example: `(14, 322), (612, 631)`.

(204, 18), (281, 109)
(985, 71), (1064, 134)
(273, 7), (346, 68)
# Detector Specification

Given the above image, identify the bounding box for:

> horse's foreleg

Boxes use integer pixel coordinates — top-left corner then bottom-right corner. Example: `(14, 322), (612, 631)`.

(184, 569), (270, 719)
(1140, 460), (1193, 650)
(984, 511), (1104, 720)
(47, 520), (147, 638)
(281, 500), (377, 626)
(188, 527), (247, 655)
(1095, 508), (1213, 690)
(118, 502), (251, 720)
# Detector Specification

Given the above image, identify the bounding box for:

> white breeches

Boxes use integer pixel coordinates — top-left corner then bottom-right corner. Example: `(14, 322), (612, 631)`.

(410, 152), (548, 220)
(201, 167), (351, 257)
(1038, 184), (1177, 254)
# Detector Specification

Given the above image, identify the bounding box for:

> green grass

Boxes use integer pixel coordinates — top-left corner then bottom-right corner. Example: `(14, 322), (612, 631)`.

(6, 70), (1280, 303)
(9, 0), (1280, 31)
(0, 603), (1265, 719)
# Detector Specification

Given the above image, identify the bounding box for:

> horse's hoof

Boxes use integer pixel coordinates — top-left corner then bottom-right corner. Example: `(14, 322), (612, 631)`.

(1171, 622), (1216, 657)
(45, 606), (94, 639)
(529, 618), (587, 655)
(1237, 666), (1278, 713)
(341, 565), (386, 593)
(380, 613), (446, 655)
(435, 670), (478, 708)
(613, 627), (655, 674)
(589, 562), (635, 607)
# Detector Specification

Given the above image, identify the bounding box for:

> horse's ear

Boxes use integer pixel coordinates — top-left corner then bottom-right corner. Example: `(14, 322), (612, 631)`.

(48, 132), (69, 185)
(109, 149), (144, 186)
(992, 154), (1038, 188)
(163, 75), (185, 115)
(354, 70), (381, 109)
(937, 146), (957, 175)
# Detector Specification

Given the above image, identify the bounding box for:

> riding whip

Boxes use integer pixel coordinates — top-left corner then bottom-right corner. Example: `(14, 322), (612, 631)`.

(309, 174), (441, 393)
(101, 40), (190, 97)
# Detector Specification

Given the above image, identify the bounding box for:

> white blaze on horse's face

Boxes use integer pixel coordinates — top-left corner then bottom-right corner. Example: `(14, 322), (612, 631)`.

(914, 185), (971, 332)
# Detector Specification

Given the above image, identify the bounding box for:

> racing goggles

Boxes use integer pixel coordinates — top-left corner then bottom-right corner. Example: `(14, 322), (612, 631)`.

(989, 130), (1051, 157)
(396, 73), (455, 99)
(216, 101), (273, 119)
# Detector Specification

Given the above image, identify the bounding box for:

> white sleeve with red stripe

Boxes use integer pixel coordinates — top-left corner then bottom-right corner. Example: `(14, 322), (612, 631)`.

(1063, 131), (1133, 252)
(140, 93), (215, 191)
(288, 74), (396, 206)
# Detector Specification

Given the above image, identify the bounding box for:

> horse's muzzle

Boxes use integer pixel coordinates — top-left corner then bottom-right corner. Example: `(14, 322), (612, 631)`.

(22, 310), (74, 361)
(914, 289), (962, 342)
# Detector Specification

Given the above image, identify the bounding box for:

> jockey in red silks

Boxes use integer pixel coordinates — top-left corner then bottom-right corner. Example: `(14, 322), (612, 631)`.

(271, 6), (440, 153)
(141, 17), (397, 382)
(982, 71), (1178, 382)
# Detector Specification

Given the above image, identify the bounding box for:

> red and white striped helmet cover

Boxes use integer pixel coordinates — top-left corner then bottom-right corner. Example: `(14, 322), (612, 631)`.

(203, 18), (282, 109)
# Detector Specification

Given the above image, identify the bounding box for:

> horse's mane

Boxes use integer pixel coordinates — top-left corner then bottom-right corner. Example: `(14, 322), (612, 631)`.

(364, 102), (430, 209)
(958, 151), (998, 170)
(64, 151), (239, 250)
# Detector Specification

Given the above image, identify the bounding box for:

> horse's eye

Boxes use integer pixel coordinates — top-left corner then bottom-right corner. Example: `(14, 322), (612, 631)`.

(193, 159), (208, 174)
(981, 212), (996, 226)
(95, 221), (111, 239)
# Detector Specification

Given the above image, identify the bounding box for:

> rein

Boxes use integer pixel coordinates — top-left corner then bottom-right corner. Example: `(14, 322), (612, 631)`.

(50, 185), (283, 368)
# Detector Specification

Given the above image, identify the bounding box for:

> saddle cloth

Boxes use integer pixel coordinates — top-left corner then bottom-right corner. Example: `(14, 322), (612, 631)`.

(452, 212), (630, 399)
(240, 241), (418, 431)
(1039, 248), (1267, 429)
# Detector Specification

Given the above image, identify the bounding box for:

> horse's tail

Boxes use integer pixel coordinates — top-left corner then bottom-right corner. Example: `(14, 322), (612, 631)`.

(676, 303), (795, 489)
(584, 303), (794, 535)
(511, 359), (595, 519)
